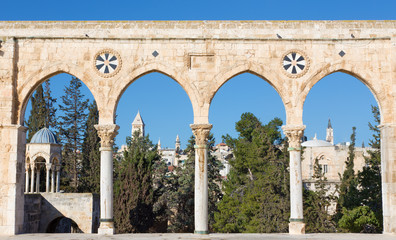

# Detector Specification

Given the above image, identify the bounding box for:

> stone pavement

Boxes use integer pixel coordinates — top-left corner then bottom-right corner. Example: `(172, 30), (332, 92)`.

(0, 234), (395, 240)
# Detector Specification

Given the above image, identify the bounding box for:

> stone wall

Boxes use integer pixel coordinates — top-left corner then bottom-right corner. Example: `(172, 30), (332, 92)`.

(23, 193), (99, 233)
(23, 194), (41, 233)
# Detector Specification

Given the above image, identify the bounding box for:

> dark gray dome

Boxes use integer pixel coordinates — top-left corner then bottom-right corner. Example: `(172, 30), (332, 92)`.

(30, 128), (59, 144)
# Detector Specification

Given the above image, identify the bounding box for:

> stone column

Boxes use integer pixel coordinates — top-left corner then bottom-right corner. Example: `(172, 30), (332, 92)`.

(190, 123), (212, 234)
(56, 165), (60, 192)
(282, 125), (306, 234)
(0, 125), (28, 234)
(30, 163), (35, 193)
(95, 124), (119, 235)
(45, 163), (52, 193)
(51, 165), (55, 193)
(25, 164), (30, 193)
(379, 124), (396, 234)
(36, 165), (40, 193)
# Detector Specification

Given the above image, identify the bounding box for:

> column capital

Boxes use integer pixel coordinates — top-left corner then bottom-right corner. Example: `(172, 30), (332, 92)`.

(45, 163), (52, 170)
(0, 124), (28, 132)
(30, 162), (36, 169)
(94, 124), (120, 149)
(282, 125), (306, 150)
(190, 124), (212, 146)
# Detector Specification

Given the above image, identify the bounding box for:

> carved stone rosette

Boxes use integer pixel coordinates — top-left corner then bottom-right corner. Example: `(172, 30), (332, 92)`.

(282, 125), (306, 151)
(190, 124), (212, 147)
(94, 124), (120, 149)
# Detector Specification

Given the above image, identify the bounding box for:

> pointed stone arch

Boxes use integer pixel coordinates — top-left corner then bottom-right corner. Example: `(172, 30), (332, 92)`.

(17, 62), (99, 125)
(208, 62), (289, 124)
(299, 62), (388, 124)
(109, 61), (196, 124)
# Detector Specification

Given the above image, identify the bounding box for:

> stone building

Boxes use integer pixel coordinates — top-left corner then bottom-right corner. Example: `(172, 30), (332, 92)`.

(301, 120), (372, 213)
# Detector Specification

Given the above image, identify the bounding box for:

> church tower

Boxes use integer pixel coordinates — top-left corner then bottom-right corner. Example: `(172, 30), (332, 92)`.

(131, 111), (145, 137)
(326, 118), (334, 145)
(175, 135), (181, 153)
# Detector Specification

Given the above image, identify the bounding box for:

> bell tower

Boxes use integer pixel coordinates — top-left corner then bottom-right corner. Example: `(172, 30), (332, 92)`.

(131, 111), (145, 137)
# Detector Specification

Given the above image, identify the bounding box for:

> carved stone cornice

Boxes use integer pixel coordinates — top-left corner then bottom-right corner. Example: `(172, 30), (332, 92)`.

(282, 125), (306, 151)
(190, 124), (212, 147)
(94, 124), (120, 149)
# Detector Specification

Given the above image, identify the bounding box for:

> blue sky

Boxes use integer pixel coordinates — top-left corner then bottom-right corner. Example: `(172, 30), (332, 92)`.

(10, 0), (394, 148)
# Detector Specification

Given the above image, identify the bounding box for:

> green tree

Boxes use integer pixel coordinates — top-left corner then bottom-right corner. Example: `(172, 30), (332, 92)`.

(303, 157), (337, 232)
(336, 127), (360, 222)
(26, 84), (46, 142)
(214, 113), (289, 233)
(79, 101), (100, 193)
(354, 105), (382, 232)
(166, 133), (222, 233)
(113, 131), (164, 233)
(43, 80), (58, 129)
(26, 80), (57, 142)
(338, 206), (380, 233)
(58, 77), (89, 192)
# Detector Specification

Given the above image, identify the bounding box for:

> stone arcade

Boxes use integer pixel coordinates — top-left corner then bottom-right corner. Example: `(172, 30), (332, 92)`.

(0, 21), (395, 235)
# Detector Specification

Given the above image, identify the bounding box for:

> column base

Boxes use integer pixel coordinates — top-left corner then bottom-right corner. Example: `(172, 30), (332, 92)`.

(194, 230), (209, 234)
(289, 222), (305, 234)
(98, 221), (115, 235)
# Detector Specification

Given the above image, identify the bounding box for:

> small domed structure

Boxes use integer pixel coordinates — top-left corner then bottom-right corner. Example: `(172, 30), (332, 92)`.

(30, 127), (59, 144)
(25, 127), (61, 194)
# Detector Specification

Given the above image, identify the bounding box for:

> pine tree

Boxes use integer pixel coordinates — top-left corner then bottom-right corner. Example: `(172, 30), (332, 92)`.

(79, 101), (100, 193)
(214, 113), (290, 233)
(166, 133), (223, 233)
(58, 77), (89, 192)
(113, 131), (163, 233)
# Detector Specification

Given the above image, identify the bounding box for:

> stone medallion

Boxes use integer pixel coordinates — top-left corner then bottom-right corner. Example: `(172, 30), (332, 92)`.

(281, 50), (309, 78)
(94, 49), (122, 77)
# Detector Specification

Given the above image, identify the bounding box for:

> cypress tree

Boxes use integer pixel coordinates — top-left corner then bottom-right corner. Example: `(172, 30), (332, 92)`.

(113, 131), (163, 233)
(79, 101), (100, 193)
(303, 157), (337, 232)
(58, 77), (89, 192)
(26, 79), (57, 142)
(43, 80), (57, 129)
(26, 85), (46, 142)
(336, 127), (359, 219)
